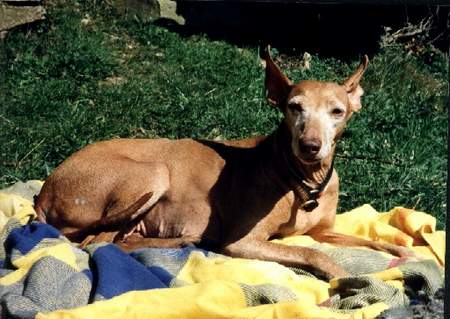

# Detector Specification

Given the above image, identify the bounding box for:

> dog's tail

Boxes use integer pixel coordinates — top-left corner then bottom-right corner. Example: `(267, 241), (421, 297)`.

(34, 193), (49, 224)
(64, 192), (153, 241)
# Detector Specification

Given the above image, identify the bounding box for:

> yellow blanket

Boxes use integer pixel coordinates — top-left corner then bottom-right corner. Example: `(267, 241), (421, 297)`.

(0, 181), (444, 319)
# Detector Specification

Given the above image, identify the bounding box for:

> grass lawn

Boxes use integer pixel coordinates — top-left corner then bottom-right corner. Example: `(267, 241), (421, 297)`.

(0, 2), (447, 228)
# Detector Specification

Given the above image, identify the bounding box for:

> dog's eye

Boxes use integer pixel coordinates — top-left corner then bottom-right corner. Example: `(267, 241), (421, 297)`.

(331, 108), (344, 117)
(288, 104), (302, 113)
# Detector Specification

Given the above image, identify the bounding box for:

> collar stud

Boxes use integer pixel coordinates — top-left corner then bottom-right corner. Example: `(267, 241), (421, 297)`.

(302, 199), (319, 211)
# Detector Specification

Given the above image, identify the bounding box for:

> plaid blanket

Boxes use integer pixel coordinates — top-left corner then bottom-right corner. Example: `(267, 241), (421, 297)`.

(0, 181), (444, 319)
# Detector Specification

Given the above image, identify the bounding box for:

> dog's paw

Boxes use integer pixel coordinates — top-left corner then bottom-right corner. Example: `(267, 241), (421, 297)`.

(314, 264), (349, 281)
(180, 235), (201, 247)
(382, 243), (418, 259)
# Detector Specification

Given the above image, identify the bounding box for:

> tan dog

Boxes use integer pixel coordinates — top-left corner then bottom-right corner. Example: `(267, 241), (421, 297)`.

(34, 47), (410, 279)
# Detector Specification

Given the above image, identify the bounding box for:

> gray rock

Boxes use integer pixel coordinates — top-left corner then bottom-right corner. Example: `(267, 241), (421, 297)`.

(0, 2), (45, 32)
(112, 0), (184, 24)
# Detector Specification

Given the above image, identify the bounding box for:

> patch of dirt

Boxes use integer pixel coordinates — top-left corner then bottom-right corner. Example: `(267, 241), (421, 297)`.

(98, 76), (127, 86)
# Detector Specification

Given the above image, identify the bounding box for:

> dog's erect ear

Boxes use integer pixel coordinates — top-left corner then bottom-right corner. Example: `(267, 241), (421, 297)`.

(260, 45), (292, 108)
(342, 55), (369, 112)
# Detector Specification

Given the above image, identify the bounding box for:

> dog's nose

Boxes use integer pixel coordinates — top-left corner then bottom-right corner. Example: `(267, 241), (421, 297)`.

(299, 139), (321, 155)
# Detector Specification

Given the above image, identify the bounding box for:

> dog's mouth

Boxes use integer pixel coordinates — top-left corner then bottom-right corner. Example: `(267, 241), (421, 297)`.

(292, 143), (323, 165)
(291, 148), (321, 164)
(296, 154), (322, 165)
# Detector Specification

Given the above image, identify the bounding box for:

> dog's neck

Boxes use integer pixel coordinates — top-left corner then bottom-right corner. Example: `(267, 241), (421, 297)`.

(269, 122), (335, 192)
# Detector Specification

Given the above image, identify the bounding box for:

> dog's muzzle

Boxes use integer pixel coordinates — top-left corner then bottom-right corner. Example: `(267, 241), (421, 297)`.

(298, 138), (322, 162)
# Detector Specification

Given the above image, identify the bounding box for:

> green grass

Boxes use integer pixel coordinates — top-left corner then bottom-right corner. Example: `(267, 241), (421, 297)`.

(0, 1), (447, 228)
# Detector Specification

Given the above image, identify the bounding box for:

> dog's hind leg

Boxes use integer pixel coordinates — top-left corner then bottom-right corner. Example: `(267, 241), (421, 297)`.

(65, 161), (170, 242)
(105, 160), (170, 222)
(79, 231), (119, 248)
(78, 230), (200, 252)
(115, 234), (201, 252)
(66, 191), (153, 242)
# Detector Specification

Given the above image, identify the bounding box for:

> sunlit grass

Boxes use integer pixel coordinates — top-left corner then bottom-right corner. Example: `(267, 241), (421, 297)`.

(0, 1), (446, 228)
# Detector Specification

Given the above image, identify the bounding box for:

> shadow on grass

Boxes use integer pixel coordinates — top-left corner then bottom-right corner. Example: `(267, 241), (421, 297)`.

(158, 2), (449, 59)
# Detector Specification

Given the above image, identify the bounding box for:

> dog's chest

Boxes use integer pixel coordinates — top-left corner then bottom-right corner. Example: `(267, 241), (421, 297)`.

(293, 208), (327, 234)
(274, 191), (332, 237)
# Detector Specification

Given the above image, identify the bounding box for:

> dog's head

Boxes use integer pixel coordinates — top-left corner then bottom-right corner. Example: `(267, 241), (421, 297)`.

(261, 46), (368, 164)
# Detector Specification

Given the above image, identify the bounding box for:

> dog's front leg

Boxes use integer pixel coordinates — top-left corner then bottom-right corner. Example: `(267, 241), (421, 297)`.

(223, 239), (348, 280)
(309, 231), (416, 258)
